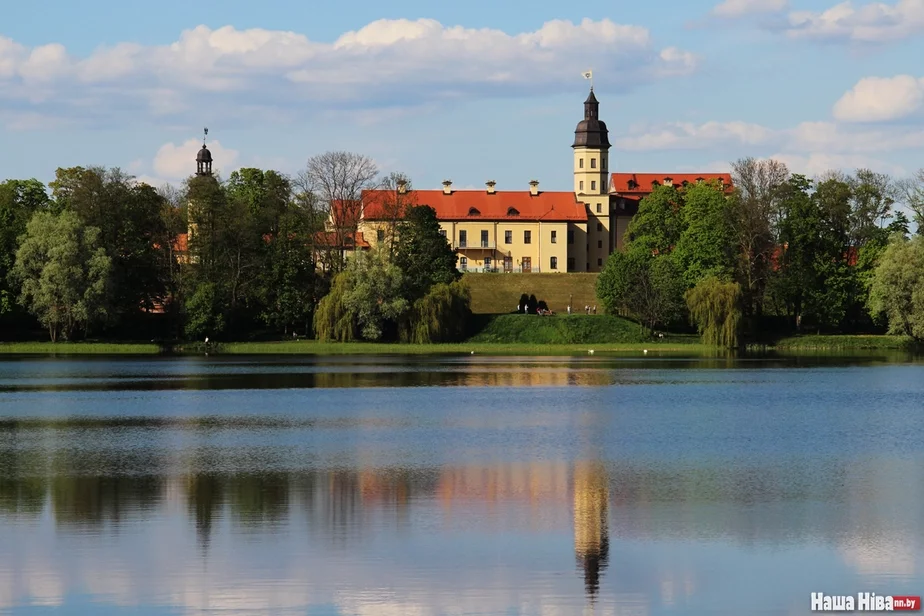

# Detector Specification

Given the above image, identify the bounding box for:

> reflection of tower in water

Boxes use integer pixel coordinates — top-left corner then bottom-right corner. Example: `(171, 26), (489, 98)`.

(573, 461), (610, 600)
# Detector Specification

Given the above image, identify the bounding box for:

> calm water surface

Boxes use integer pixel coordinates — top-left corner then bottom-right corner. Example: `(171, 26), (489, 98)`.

(1, 353), (923, 615)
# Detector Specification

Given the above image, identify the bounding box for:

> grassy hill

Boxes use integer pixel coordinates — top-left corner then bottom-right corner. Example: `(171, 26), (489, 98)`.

(467, 314), (655, 345)
(463, 273), (600, 315)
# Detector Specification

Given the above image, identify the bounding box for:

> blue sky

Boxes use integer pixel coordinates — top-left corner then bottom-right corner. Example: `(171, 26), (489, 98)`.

(2, 0), (923, 191)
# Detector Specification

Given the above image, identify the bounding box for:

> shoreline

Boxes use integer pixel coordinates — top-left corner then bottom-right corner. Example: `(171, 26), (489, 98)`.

(0, 334), (916, 355)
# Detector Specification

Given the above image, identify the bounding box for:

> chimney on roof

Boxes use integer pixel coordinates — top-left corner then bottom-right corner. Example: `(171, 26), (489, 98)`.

(397, 180), (408, 194)
(486, 180), (496, 195)
(442, 180), (452, 195)
(529, 180), (539, 196)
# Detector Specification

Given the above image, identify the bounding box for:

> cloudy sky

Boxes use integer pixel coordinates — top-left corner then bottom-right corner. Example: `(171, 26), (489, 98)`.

(2, 0), (923, 190)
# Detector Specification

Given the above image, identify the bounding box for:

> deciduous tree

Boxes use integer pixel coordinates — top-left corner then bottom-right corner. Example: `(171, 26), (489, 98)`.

(685, 277), (742, 348)
(12, 210), (111, 341)
(868, 235), (924, 342)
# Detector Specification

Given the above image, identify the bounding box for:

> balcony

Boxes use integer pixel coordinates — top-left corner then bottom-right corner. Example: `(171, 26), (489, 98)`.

(453, 241), (496, 250)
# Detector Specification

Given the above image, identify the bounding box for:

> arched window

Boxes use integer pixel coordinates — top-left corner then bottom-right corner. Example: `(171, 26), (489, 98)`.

(506, 207), (519, 216)
(468, 207), (480, 216)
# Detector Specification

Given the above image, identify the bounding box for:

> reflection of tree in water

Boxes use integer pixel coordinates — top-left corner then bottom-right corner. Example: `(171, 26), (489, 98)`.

(0, 450), (48, 517)
(52, 475), (163, 527)
(185, 474), (224, 553)
(573, 461), (609, 601)
(229, 472), (290, 526)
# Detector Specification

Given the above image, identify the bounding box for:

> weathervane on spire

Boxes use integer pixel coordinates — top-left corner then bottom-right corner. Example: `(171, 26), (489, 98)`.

(582, 70), (593, 90)
(203, 127), (208, 145)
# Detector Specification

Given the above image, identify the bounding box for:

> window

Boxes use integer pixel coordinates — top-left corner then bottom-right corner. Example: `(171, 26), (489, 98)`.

(507, 207), (519, 216)
(550, 256), (558, 270)
(591, 158), (597, 169)
(596, 203), (601, 213)
(579, 158), (584, 169)
(567, 257), (575, 272)
(598, 240), (603, 249)
(468, 207), (480, 216)
(551, 230), (557, 244)
(484, 257), (492, 270)
(628, 180), (638, 189)
(602, 156), (607, 169)
(505, 230), (512, 244)
(597, 223), (603, 232)
(524, 230), (532, 244)
(481, 230), (489, 247)
(376, 229), (385, 242)
(459, 257), (468, 270)
(591, 181), (596, 191)
(579, 181), (584, 191)
(439, 229), (447, 239)
(459, 230), (467, 247)
(597, 258), (603, 266)
(504, 256), (513, 272)
(567, 230), (575, 244)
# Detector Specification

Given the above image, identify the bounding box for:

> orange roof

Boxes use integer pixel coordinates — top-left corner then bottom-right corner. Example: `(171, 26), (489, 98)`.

(174, 233), (188, 253)
(314, 230), (371, 249)
(610, 173), (734, 195)
(361, 189), (588, 222)
(331, 200), (363, 229)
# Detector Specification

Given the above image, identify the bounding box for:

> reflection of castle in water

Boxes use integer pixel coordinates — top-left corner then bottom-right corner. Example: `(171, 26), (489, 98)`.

(573, 461), (610, 599)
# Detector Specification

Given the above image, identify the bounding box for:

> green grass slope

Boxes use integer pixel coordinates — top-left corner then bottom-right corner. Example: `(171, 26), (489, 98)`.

(467, 314), (653, 344)
(463, 273), (599, 314)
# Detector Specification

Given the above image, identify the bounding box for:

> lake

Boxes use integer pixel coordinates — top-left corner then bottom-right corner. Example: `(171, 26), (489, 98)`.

(0, 353), (922, 615)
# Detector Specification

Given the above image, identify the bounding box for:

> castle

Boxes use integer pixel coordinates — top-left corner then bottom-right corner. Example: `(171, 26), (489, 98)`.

(188, 89), (732, 273)
(356, 88), (732, 273)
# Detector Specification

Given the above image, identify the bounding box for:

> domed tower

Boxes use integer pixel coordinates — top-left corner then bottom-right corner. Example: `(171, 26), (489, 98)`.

(196, 128), (213, 177)
(572, 88), (610, 196)
(573, 88), (612, 272)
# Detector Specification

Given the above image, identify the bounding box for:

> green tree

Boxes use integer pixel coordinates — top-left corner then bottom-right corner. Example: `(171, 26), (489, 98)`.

(868, 235), (924, 342)
(624, 185), (684, 256)
(12, 210), (111, 341)
(393, 205), (460, 300)
(342, 247), (409, 340)
(597, 251), (684, 333)
(0, 179), (52, 316)
(314, 272), (358, 342)
(49, 167), (171, 325)
(183, 282), (225, 341)
(685, 277), (742, 348)
(673, 180), (736, 286)
(401, 279), (472, 343)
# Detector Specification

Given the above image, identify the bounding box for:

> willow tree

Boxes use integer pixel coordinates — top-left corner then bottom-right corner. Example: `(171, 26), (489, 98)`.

(868, 235), (924, 342)
(685, 277), (742, 348)
(401, 279), (471, 344)
(314, 272), (357, 342)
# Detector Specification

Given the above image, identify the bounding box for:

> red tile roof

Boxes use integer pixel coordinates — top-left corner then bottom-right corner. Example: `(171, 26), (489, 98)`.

(330, 200), (363, 229)
(361, 190), (588, 222)
(314, 231), (371, 249)
(610, 173), (734, 195)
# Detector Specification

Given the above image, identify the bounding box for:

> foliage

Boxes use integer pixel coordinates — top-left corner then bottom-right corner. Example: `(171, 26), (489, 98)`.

(685, 277), (742, 348)
(402, 280), (472, 343)
(183, 282), (225, 341)
(624, 185), (684, 256)
(314, 272), (358, 342)
(467, 314), (653, 345)
(11, 210), (111, 342)
(393, 205), (459, 300)
(342, 247), (409, 340)
(868, 235), (924, 341)
(0, 179), (52, 315)
(673, 180), (736, 286)
(597, 251), (684, 332)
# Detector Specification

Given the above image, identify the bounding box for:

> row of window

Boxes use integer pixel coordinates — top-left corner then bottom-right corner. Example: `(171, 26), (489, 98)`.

(578, 156), (606, 170)
(578, 180), (597, 192)
(456, 256), (604, 272)
(451, 229), (577, 245)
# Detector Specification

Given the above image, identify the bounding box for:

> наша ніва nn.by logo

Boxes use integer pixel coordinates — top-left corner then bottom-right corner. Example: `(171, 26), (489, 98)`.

(811, 593), (921, 611)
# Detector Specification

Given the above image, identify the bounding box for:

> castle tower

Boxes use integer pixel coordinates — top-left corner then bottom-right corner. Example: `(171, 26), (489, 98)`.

(196, 128), (213, 177)
(573, 89), (611, 272)
(188, 128), (213, 265)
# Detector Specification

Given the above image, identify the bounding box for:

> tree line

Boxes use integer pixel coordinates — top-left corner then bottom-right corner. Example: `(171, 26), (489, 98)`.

(0, 151), (469, 343)
(596, 159), (924, 346)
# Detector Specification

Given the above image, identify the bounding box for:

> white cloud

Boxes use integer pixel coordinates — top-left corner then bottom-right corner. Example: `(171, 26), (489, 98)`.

(615, 121), (778, 150)
(0, 20), (695, 129)
(153, 138), (239, 180)
(712, 0), (789, 18)
(786, 0), (924, 42)
(833, 75), (924, 122)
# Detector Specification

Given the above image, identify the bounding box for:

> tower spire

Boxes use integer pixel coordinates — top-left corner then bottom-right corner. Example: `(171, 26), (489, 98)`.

(196, 127), (213, 177)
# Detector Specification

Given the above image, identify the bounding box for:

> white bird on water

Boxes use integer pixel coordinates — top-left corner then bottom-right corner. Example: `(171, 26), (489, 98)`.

(644, 349), (648, 354)
(588, 349), (594, 355)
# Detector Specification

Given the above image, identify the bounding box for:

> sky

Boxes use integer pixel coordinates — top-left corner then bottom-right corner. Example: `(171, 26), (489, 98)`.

(2, 0), (924, 191)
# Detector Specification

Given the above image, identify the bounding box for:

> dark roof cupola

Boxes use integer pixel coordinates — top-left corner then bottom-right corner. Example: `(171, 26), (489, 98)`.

(196, 127), (213, 177)
(572, 88), (610, 149)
